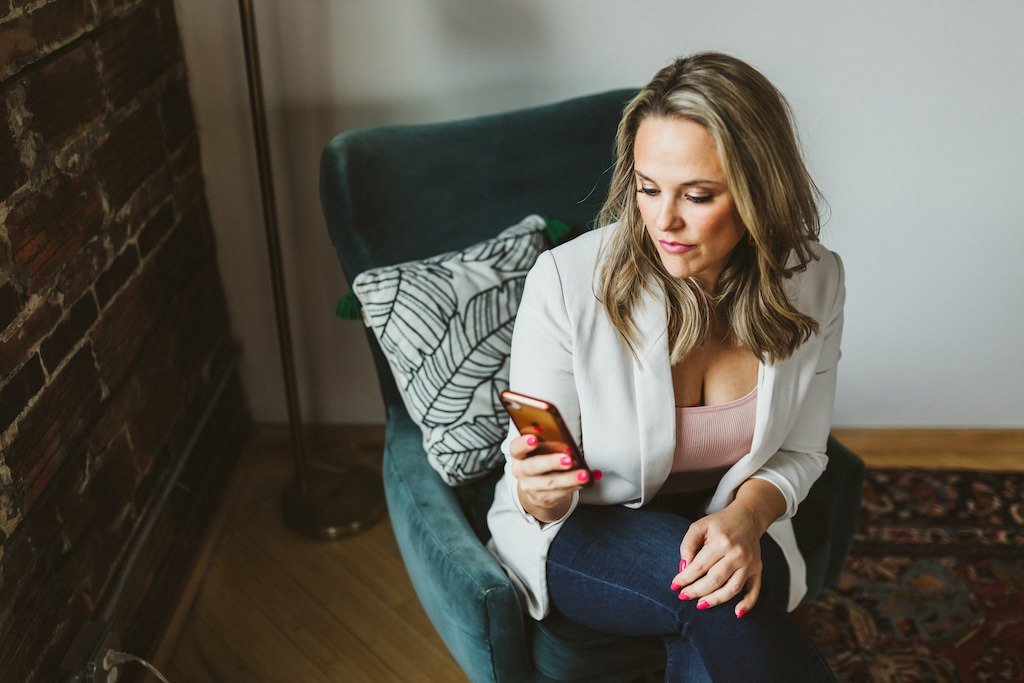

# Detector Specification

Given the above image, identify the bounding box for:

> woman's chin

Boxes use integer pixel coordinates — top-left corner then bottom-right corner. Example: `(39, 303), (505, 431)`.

(659, 259), (691, 280)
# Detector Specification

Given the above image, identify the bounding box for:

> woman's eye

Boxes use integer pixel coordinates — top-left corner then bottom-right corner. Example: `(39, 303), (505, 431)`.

(636, 187), (711, 202)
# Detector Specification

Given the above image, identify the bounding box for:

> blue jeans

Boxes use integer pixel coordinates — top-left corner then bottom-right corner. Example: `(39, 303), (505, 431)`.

(546, 491), (836, 682)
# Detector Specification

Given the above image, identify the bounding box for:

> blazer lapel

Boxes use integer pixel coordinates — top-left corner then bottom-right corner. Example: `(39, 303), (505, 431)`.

(706, 354), (805, 513)
(630, 281), (675, 503)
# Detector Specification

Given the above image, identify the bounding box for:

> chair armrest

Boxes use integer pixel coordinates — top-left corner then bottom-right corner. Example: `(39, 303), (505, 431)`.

(820, 435), (865, 586)
(383, 406), (533, 683)
(795, 435), (865, 601)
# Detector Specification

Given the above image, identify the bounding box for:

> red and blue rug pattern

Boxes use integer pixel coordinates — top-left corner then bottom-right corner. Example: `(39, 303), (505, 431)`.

(801, 469), (1024, 682)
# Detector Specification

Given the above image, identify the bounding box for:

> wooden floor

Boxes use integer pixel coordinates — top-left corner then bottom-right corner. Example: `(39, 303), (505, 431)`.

(150, 426), (1024, 682)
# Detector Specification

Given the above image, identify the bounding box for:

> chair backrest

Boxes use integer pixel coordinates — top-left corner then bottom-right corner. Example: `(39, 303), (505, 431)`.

(320, 89), (636, 410)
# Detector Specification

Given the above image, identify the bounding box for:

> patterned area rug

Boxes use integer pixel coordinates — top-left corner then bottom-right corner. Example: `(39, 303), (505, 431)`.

(799, 469), (1024, 682)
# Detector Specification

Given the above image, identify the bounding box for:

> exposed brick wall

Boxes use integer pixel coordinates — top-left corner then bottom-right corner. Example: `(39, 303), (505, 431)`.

(0, 1), (250, 679)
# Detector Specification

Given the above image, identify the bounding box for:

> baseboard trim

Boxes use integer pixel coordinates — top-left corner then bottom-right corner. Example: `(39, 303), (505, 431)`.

(832, 427), (1024, 450)
(253, 422), (386, 450)
(142, 367), (251, 675)
(835, 428), (1024, 471)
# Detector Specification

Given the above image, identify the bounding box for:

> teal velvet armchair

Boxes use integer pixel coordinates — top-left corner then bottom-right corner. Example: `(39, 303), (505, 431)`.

(319, 90), (865, 682)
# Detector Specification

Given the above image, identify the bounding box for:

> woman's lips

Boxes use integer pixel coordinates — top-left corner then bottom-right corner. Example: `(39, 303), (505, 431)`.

(659, 240), (695, 254)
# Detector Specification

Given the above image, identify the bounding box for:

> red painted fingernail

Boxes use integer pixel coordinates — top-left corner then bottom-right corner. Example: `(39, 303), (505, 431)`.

(679, 559), (687, 572)
(576, 470), (589, 482)
(526, 435), (538, 447)
(678, 592), (690, 601)
(563, 446), (572, 454)
(560, 455), (572, 466)
(736, 608), (746, 619)
(697, 600), (710, 610)
(670, 582), (681, 591)
(592, 469), (603, 481)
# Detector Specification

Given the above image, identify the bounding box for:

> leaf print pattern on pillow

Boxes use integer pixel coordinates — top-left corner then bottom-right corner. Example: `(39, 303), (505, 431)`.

(352, 215), (550, 485)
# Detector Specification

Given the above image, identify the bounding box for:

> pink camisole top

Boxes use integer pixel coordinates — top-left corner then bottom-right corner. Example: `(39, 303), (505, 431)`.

(666, 385), (758, 492)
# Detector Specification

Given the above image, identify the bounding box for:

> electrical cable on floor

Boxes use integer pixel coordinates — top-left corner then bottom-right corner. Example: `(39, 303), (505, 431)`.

(105, 650), (172, 683)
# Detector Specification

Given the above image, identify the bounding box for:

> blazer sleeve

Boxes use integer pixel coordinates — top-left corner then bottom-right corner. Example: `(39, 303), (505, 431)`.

(750, 251), (846, 521)
(499, 249), (582, 527)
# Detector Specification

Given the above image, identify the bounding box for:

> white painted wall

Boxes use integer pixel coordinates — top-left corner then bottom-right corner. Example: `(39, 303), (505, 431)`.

(174, 0), (1024, 428)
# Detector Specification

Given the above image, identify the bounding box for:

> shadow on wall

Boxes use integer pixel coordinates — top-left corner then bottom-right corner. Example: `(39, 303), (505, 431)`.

(252, 0), (565, 423)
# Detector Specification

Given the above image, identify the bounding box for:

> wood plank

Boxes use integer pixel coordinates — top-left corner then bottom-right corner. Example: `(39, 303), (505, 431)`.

(301, 520), (418, 610)
(235, 513), (466, 682)
(255, 423), (386, 458)
(855, 449), (1024, 472)
(213, 528), (404, 682)
(161, 614), (265, 682)
(193, 557), (339, 683)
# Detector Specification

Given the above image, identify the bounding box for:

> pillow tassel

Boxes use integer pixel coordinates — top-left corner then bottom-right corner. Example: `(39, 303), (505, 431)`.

(335, 289), (363, 321)
(542, 216), (572, 246)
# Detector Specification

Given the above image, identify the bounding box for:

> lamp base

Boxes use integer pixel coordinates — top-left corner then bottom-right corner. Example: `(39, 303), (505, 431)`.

(280, 462), (386, 540)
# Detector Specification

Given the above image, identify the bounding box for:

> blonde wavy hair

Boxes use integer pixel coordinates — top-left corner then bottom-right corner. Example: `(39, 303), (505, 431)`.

(596, 51), (825, 366)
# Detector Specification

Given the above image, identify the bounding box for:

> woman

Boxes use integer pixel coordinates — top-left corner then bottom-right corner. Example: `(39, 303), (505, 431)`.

(487, 52), (844, 681)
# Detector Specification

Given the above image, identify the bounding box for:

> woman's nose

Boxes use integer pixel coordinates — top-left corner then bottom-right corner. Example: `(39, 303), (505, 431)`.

(656, 198), (683, 231)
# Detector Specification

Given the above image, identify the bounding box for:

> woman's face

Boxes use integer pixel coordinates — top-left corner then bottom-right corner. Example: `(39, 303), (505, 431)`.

(634, 116), (746, 294)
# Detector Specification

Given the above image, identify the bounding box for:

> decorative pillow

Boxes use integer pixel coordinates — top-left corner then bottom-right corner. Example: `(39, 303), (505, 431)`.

(352, 214), (553, 486)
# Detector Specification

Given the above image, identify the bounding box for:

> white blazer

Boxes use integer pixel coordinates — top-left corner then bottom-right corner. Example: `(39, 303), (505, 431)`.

(487, 223), (846, 620)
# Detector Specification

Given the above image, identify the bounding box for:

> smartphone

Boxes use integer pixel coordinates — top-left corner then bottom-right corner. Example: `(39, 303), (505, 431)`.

(499, 390), (593, 486)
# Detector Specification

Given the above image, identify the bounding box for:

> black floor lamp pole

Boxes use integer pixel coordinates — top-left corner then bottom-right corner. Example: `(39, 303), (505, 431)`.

(237, 0), (385, 539)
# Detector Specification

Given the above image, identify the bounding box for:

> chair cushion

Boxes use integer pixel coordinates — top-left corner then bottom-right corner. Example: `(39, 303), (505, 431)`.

(352, 215), (549, 486)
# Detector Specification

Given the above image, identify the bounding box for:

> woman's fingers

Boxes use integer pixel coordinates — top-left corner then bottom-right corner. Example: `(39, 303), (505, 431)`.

(733, 572), (761, 618)
(510, 438), (574, 476)
(509, 434), (543, 459)
(510, 435), (571, 460)
(671, 513), (763, 615)
(514, 451), (584, 485)
(518, 467), (590, 494)
(673, 521), (716, 589)
(686, 567), (749, 611)
(678, 519), (706, 573)
(673, 555), (732, 601)
(672, 551), (762, 615)
(510, 436), (589, 510)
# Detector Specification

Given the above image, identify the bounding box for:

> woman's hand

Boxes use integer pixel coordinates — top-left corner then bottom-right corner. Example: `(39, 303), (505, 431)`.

(670, 480), (785, 618)
(510, 434), (594, 523)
